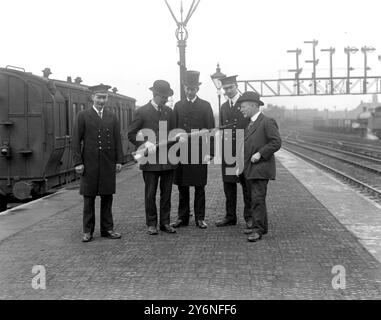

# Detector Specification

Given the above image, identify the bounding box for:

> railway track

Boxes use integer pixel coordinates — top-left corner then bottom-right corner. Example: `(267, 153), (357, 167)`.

(282, 141), (381, 205)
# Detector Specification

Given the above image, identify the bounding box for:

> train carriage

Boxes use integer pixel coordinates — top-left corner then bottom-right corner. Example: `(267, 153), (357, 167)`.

(0, 66), (136, 210)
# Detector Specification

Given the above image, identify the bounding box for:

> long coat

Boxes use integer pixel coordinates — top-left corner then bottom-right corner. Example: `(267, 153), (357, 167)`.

(72, 107), (123, 196)
(173, 97), (215, 186)
(242, 113), (282, 180)
(220, 98), (250, 183)
(128, 102), (176, 171)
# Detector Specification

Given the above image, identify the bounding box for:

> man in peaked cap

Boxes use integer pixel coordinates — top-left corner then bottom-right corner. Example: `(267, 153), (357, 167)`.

(128, 80), (177, 235)
(215, 75), (252, 233)
(72, 84), (123, 242)
(171, 70), (215, 229)
(237, 91), (281, 242)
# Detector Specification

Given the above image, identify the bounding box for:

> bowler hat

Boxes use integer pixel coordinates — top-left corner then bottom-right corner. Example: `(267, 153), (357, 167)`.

(89, 83), (111, 94)
(149, 80), (174, 97)
(183, 70), (201, 88)
(220, 75), (238, 86)
(237, 91), (264, 106)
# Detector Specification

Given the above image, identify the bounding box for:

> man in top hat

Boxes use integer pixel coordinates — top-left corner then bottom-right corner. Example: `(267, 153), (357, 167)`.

(237, 91), (281, 242)
(72, 84), (123, 242)
(171, 70), (215, 229)
(215, 75), (252, 233)
(128, 80), (177, 235)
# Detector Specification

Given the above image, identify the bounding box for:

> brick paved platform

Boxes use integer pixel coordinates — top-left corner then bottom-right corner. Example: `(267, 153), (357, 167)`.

(0, 154), (381, 299)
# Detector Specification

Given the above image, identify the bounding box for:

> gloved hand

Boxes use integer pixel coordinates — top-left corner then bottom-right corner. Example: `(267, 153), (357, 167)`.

(251, 152), (261, 163)
(116, 163), (122, 173)
(203, 154), (213, 164)
(175, 132), (187, 143)
(75, 164), (84, 175)
(145, 141), (157, 153)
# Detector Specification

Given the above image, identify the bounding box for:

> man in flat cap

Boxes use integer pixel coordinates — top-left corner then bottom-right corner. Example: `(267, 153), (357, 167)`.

(128, 80), (177, 235)
(171, 71), (215, 229)
(215, 75), (252, 233)
(72, 84), (123, 242)
(237, 91), (281, 242)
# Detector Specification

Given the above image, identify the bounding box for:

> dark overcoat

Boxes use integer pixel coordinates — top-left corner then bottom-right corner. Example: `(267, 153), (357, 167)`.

(128, 102), (176, 171)
(242, 113), (282, 180)
(173, 97), (215, 186)
(220, 98), (250, 183)
(72, 107), (123, 196)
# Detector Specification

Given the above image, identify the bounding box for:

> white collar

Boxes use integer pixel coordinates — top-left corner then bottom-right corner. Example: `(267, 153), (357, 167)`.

(229, 92), (240, 106)
(250, 111), (262, 123)
(93, 105), (103, 114)
(187, 96), (197, 103)
(150, 100), (159, 111)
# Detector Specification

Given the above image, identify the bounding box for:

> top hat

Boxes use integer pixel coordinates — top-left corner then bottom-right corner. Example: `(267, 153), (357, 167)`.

(237, 91), (264, 106)
(149, 80), (174, 97)
(220, 75), (238, 86)
(89, 83), (111, 95)
(183, 70), (202, 88)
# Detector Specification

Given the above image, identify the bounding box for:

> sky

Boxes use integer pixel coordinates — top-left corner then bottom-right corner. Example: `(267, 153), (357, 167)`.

(2, 0), (381, 113)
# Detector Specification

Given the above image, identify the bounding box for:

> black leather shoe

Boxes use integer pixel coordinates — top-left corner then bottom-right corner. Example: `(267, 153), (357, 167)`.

(196, 220), (207, 229)
(147, 226), (158, 235)
(170, 219), (189, 228)
(215, 219), (236, 227)
(82, 233), (93, 242)
(247, 232), (262, 242)
(160, 224), (176, 233)
(101, 230), (121, 239)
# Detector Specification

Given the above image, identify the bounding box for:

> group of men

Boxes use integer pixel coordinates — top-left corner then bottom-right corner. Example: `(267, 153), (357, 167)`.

(72, 71), (282, 243)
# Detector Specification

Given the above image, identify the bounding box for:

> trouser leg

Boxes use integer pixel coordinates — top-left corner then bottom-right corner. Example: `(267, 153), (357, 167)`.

(223, 181), (237, 223)
(194, 186), (206, 221)
(159, 170), (174, 226)
(240, 174), (252, 223)
(83, 196), (95, 234)
(247, 179), (269, 235)
(178, 185), (190, 223)
(100, 194), (114, 233)
(142, 171), (159, 227)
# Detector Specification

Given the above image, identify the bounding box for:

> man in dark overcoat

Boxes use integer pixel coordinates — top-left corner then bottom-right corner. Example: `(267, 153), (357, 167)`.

(237, 91), (282, 242)
(128, 80), (177, 235)
(215, 75), (252, 233)
(170, 71), (215, 229)
(72, 84), (123, 242)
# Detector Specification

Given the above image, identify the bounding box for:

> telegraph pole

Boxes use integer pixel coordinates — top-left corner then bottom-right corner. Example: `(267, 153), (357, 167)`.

(164, 0), (201, 100)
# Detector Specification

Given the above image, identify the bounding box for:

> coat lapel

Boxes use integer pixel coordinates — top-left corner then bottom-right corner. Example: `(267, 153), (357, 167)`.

(244, 113), (264, 140)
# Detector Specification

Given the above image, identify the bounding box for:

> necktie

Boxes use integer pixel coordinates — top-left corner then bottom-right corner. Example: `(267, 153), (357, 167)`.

(98, 110), (102, 119)
(230, 100), (234, 108)
(245, 120), (254, 136)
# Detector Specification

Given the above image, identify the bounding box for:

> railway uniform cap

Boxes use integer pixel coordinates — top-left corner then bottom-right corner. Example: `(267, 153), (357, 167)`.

(220, 75), (238, 86)
(89, 84), (111, 95)
(237, 91), (264, 106)
(183, 70), (202, 88)
(149, 80), (174, 97)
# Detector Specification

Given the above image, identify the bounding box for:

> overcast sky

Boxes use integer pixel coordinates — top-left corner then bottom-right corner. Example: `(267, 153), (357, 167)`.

(2, 0), (381, 112)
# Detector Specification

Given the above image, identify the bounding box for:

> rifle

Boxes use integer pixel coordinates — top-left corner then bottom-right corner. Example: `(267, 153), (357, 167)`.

(132, 121), (237, 162)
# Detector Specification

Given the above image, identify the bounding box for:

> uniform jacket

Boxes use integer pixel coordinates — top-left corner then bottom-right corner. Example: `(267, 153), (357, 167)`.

(220, 98), (250, 183)
(173, 97), (215, 186)
(241, 113), (282, 180)
(128, 102), (176, 171)
(72, 107), (123, 196)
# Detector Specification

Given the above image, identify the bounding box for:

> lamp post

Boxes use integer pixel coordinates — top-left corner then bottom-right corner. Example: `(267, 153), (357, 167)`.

(210, 63), (226, 126)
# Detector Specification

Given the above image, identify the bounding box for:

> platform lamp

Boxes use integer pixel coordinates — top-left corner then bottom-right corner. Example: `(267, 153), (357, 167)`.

(211, 63), (226, 126)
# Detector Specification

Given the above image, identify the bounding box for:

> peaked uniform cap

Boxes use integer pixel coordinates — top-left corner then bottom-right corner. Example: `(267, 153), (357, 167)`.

(149, 80), (174, 97)
(237, 91), (264, 106)
(183, 70), (202, 87)
(220, 75), (238, 86)
(89, 84), (111, 94)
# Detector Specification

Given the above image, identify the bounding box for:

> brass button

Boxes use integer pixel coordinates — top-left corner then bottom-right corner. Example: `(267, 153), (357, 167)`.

(99, 147), (102, 150)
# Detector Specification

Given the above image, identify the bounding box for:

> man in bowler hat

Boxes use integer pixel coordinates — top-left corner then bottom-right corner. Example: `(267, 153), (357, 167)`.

(72, 84), (123, 242)
(171, 71), (215, 229)
(237, 91), (281, 242)
(128, 80), (177, 235)
(215, 75), (252, 233)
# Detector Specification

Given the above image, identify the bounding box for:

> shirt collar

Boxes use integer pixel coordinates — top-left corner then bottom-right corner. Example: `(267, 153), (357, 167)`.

(150, 100), (159, 111)
(187, 96), (197, 103)
(93, 105), (103, 114)
(229, 92), (240, 106)
(250, 111), (262, 123)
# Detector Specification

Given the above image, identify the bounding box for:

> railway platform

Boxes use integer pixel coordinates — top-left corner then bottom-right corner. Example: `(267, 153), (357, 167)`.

(0, 149), (381, 299)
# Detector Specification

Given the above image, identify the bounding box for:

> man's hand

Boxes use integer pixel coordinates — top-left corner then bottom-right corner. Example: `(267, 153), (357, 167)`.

(251, 152), (261, 163)
(75, 164), (84, 175)
(144, 141), (157, 153)
(175, 132), (187, 143)
(203, 154), (213, 164)
(116, 163), (122, 173)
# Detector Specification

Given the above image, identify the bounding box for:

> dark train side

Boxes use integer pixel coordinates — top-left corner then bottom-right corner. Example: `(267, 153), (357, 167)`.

(0, 66), (136, 210)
